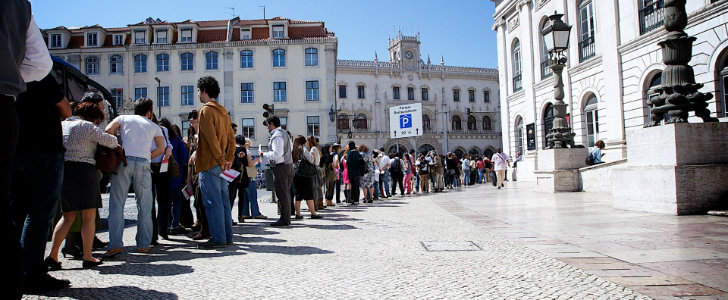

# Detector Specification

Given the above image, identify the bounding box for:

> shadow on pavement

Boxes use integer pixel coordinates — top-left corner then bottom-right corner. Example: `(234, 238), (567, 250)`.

(239, 244), (333, 255)
(95, 263), (194, 277)
(42, 286), (178, 300)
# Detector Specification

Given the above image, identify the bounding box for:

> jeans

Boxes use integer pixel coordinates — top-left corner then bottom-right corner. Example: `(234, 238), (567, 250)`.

(373, 181), (379, 199)
(199, 166), (233, 244)
(381, 171), (392, 197)
(241, 178), (261, 217)
(170, 186), (184, 228)
(108, 156), (154, 250)
(478, 169), (485, 183)
(10, 153), (63, 277)
(463, 170), (471, 186)
(1, 100), (21, 299)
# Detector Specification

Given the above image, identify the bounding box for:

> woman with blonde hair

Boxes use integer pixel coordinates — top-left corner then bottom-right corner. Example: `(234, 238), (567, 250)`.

(292, 135), (322, 219)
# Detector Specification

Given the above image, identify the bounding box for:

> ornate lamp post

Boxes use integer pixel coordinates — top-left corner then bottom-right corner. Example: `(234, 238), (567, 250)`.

(646, 0), (717, 126)
(542, 12), (575, 148)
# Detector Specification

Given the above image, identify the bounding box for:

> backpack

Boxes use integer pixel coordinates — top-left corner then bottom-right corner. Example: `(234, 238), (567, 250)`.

(585, 152), (595, 166)
(390, 158), (402, 174)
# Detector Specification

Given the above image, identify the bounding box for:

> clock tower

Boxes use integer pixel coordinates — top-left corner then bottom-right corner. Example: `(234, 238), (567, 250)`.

(388, 31), (421, 71)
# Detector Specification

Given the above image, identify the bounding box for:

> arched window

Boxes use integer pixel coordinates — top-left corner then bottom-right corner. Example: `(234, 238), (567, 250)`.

(583, 94), (599, 147)
(110, 55), (123, 74)
(484, 148), (495, 159)
(156, 53), (169, 72)
(483, 116), (492, 131)
(417, 144), (435, 156)
(273, 49), (285, 67)
(388, 145), (407, 156)
(514, 116), (524, 155)
(543, 103), (554, 149)
(540, 19), (553, 79)
(715, 49), (728, 118)
(644, 71), (662, 126)
(134, 54), (147, 73)
(337, 114), (349, 130)
(180, 52), (194, 71)
(454, 149), (465, 159)
(205, 51), (218, 70)
(467, 115), (477, 131)
(354, 114), (368, 130)
(468, 148), (480, 158)
(423, 114), (431, 132)
(305, 48), (318, 66)
(512, 39), (522, 92)
(452, 115), (462, 131)
(240, 50), (253, 68)
(579, 0), (596, 61)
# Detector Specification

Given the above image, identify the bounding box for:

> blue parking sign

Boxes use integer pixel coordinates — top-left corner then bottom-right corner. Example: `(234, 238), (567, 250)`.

(400, 114), (412, 128)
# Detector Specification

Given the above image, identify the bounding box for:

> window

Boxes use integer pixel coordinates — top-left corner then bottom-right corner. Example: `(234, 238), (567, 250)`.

(307, 116), (320, 136)
(484, 90), (490, 102)
(512, 39), (522, 92)
(242, 118), (255, 139)
(113, 34), (124, 46)
(110, 55), (123, 74)
(354, 114), (368, 130)
(423, 114), (431, 132)
(158, 86), (170, 107)
(393, 86), (400, 100)
(273, 49), (285, 67)
(181, 85), (194, 106)
(467, 115), (477, 130)
(452, 115), (462, 131)
(337, 114), (349, 130)
(579, 0), (596, 62)
(453, 89), (460, 102)
(306, 81), (319, 101)
(240, 50), (253, 68)
(408, 87), (415, 100)
(540, 20), (553, 79)
(86, 32), (98, 46)
(644, 71), (663, 125)
(280, 117), (288, 130)
(241, 83), (254, 103)
(640, 0), (664, 35)
(583, 94), (599, 147)
(156, 30), (168, 43)
(85, 56), (98, 75)
(358, 85), (365, 99)
(134, 87), (147, 100)
(111, 88), (123, 109)
(181, 29), (192, 42)
(181, 52), (194, 71)
(273, 82), (286, 102)
(339, 85), (347, 98)
(483, 116), (492, 131)
(515, 117), (524, 155)
(241, 29), (251, 40)
(422, 88), (429, 101)
(272, 25), (284, 39)
(717, 51), (728, 118)
(543, 103), (554, 148)
(181, 120), (190, 138)
(468, 89), (475, 102)
(206, 52), (218, 70)
(134, 30), (145, 44)
(51, 34), (62, 48)
(157, 54), (169, 72)
(134, 54), (147, 73)
(305, 48), (318, 66)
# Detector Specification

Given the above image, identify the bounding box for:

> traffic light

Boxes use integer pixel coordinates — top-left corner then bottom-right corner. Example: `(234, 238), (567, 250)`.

(263, 104), (275, 118)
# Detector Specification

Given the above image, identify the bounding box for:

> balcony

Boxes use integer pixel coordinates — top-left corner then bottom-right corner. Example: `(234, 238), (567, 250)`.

(579, 36), (596, 62)
(639, 0), (664, 35)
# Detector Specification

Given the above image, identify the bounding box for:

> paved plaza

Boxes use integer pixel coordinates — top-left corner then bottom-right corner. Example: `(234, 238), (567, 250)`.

(26, 182), (727, 300)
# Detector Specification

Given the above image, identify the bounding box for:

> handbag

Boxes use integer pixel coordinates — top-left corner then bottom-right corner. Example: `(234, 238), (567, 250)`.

(168, 154), (182, 178)
(95, 144), (127, 172)
(358, 157), (369, 176)
(296, 157), (318, 178)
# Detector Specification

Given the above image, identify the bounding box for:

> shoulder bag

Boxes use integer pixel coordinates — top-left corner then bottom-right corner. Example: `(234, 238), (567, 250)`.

(296, 156), (318, 178)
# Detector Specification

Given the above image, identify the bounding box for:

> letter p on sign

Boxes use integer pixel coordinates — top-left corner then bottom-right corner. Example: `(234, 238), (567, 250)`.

(400, 114), (412, 128)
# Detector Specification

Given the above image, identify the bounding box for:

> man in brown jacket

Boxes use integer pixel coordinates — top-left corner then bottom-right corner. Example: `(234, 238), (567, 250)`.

(195, 76), (235, 249)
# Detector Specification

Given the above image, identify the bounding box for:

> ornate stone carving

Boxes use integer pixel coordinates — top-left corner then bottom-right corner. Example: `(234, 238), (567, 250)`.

(507, 15), (520, 33)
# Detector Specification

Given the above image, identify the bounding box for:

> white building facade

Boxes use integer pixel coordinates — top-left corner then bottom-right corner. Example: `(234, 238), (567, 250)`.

(335, 33), (501, 157)
(492, 0), (728, 181)
(45, 17), (338, 145)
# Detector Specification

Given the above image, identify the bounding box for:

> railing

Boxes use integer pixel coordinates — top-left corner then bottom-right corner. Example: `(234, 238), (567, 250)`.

(541, 60), (552, 79)
(336, 60), (498, 77)
(512, 74), (522, 92)
(579, 36), (596, 62)
(639, 0), (664, 35)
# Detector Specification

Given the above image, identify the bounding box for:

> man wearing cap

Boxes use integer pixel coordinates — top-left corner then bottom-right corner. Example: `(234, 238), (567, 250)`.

(260, 116), (293, 226)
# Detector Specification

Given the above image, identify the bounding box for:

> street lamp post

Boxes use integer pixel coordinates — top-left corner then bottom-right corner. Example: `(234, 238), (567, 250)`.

(329, 105), (355, 144)
(542, 12), (575, 149)
(154, 77), (161, 118)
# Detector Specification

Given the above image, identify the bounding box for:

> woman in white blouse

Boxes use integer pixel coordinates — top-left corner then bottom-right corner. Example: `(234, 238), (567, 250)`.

(46, 102), (119, 269)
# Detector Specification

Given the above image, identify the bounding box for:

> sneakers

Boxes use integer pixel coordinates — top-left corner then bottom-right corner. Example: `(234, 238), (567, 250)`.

(197, 240), (227, 249)
(23, 273), (70, 293)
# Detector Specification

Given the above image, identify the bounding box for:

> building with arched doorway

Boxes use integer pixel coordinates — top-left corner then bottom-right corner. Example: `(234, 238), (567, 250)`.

(335, 33), (502, 157)
(492, 0), (728, 181)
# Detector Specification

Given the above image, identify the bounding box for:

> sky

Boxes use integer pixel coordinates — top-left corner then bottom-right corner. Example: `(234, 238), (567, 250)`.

(30, 0), (499, 68)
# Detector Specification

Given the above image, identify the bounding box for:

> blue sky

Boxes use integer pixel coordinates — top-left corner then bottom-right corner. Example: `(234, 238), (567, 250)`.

(31, 0), (498, 68)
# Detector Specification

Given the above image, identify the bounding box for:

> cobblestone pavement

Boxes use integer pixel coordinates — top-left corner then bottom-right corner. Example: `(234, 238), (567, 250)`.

(27, 188), (651, 300)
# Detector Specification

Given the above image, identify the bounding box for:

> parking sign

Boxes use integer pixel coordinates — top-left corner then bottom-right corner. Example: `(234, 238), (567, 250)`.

(389, 103), (422, 138)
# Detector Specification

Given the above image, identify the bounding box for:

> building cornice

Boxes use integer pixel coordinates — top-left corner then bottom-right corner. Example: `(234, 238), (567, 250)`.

(568, 55), (603, 77)
(506, 89), (525, 102)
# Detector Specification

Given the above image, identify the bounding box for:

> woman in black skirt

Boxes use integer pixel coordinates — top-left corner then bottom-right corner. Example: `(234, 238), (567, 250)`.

(292, 135), (322, 219)
(47, 102), (119, 269)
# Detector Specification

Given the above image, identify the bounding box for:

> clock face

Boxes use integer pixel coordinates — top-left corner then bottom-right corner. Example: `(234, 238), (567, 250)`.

(405, 50), (413, 59)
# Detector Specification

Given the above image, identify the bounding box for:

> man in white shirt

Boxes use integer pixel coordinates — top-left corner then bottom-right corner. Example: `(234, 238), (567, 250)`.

(260, 116), (293, 227)
(492, 148), (510, 189)
(104, 98), (165, 256)
(378, 148), (392, 198)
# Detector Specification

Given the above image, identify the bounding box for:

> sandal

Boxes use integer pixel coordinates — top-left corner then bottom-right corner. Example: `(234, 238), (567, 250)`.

(103, 248), (123, 258)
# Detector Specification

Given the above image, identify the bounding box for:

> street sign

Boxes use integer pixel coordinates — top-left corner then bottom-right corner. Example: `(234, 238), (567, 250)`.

(389, 103), (422, 139)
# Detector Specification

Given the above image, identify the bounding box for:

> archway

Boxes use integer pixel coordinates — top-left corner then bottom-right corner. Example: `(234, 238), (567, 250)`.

(417, 144), (435, 156)
(484, 148), (495, 159)
(388, 144), (407, 156)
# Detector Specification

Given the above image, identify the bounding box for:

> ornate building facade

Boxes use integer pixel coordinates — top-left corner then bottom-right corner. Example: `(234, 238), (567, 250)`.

(492, 0), (728, 181)
(335, 33), (501, 157)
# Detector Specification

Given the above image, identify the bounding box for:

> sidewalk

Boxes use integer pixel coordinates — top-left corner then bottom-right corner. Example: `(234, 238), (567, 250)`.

(435, 181), (728, 299)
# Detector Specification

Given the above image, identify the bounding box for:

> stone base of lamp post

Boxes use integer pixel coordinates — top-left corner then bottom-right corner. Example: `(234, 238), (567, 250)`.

(534, 147), (588, 192)
(611, 122), (728, 215)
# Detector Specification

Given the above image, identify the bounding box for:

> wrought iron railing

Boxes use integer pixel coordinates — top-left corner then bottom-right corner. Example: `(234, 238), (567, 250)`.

(512, 74), (522, 92)
(541, 60), (552, 79)
(579, 36), (596, 62)
(639, 0), (664, 35)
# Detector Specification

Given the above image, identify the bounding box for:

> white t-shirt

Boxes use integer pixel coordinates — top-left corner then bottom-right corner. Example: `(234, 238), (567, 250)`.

(492, 153), (510, 171)
(379, 155), (391, 171)
(114, 115), (163, 161)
